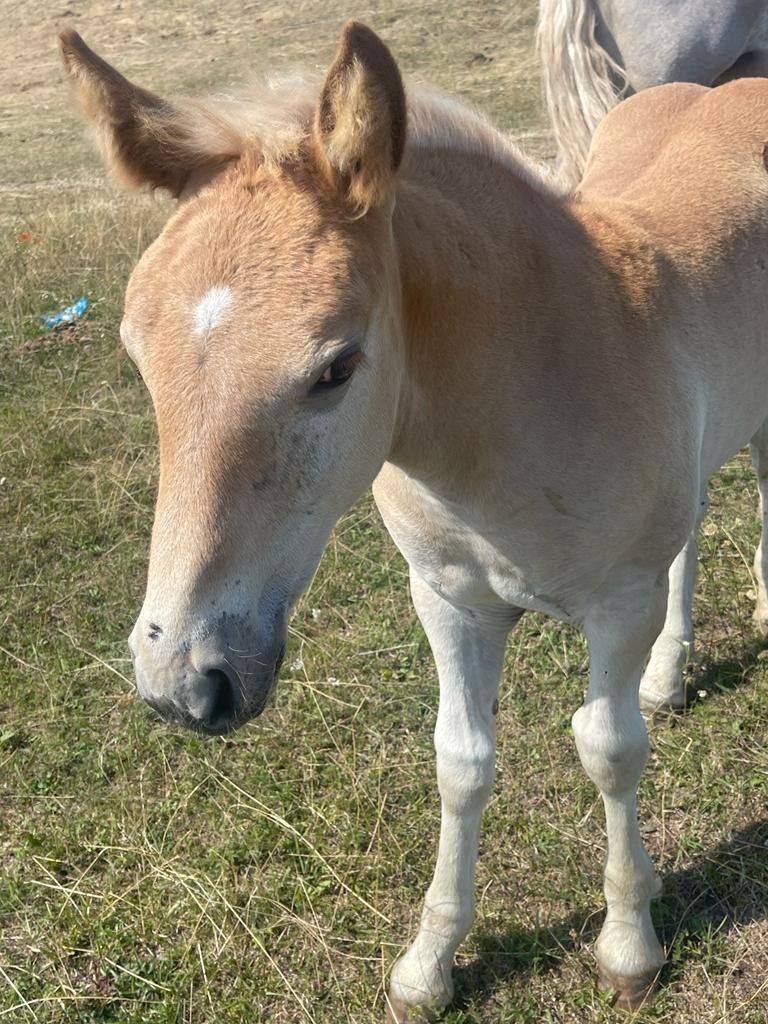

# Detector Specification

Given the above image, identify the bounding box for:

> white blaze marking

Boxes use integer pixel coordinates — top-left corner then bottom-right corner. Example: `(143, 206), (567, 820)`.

(192, 285), (233, 336)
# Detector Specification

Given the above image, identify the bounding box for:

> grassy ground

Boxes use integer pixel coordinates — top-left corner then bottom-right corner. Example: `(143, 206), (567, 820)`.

(2, 2), (768, 1022)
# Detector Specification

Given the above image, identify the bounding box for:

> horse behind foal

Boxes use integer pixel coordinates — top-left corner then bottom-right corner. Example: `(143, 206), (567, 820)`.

(61, 22), (768, 1022)
(538, 0), (768, 185)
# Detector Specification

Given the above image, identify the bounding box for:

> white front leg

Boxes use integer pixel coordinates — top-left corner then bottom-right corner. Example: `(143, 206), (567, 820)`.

(387, 573), (513, 1023)
(574, 573), (668, 1009)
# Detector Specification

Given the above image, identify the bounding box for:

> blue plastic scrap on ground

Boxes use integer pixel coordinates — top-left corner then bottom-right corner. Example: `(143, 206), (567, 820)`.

(40, 295), (89, 330)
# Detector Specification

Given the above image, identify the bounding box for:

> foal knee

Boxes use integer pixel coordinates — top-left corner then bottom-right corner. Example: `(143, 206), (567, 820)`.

(572, 700), (649, 797)
(434, 726), (495, 814)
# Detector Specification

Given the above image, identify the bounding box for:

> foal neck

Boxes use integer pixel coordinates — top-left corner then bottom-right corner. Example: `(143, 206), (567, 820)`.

(389, 139), (583, 490)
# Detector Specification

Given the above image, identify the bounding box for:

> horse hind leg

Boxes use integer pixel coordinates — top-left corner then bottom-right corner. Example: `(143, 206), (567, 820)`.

(641, 416), (768, 709)
(639, 483), (709, 711)
(750, 420), (768, 635)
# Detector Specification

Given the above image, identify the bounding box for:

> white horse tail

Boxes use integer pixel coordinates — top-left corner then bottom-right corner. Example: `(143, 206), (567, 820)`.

(536, 0), (627, 187)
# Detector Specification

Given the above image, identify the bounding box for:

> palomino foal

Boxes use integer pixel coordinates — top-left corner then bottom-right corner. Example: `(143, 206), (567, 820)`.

(61, 22), (768, 1021)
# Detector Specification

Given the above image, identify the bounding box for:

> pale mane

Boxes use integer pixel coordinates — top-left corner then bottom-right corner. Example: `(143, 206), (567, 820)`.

(404, 84), (564, 197)
(172, 72), (564, 198)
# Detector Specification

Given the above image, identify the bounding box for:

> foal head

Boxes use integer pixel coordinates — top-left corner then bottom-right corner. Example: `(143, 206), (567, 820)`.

(61, 23), (407, 732)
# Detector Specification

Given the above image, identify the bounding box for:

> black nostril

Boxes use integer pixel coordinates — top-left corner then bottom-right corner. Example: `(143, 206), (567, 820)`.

(205, 668), (236, 727)
(195, 668), (237, 732)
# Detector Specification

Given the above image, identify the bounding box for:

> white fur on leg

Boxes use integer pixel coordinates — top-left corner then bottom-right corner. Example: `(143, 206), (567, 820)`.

(750, 421), (768, 634)
(640, 624), (692, 711)
(640, 485), (708, 711)
(573, 699), (664, 983)
(753, 537), (768, 635)
(388, 573), (511, 1018)
(576, 576), (667, 999)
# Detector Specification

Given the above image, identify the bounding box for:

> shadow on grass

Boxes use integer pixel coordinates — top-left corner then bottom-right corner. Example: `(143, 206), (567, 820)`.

(451, 817), (768, 1017)
(684, 634), (767, 706)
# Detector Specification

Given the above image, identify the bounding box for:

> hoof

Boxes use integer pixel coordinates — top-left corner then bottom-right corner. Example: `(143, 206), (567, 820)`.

(639, 686), (686, 714)
(640, 636), (691, 713)
(599, 966), (660, 1011)
(385, 995), (439, 1023)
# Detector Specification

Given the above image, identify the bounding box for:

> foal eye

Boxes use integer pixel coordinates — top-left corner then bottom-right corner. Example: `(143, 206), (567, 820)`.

(312, 347), (362, 393)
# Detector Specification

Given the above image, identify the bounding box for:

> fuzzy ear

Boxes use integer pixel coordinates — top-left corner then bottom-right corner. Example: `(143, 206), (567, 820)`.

(314, 21), (406, 213)
(59, 30), (239, 196)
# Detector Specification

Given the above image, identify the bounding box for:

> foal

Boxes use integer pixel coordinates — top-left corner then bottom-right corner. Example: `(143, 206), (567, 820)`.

(61, 22), (768, 1021)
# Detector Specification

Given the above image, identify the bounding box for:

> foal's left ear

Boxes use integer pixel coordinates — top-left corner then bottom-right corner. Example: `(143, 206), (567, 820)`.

(314, 21), (406, 213)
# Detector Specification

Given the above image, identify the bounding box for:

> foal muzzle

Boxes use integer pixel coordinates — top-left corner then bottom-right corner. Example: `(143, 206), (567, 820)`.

(129, 620), (286, 735)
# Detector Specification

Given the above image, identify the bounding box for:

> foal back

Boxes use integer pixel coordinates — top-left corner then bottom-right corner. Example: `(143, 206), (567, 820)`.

(581, 78), (768, 213)
(578, 78), (768, 474)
